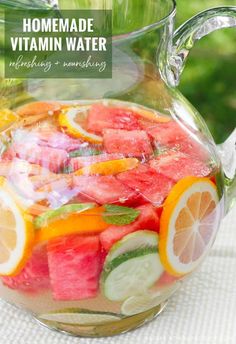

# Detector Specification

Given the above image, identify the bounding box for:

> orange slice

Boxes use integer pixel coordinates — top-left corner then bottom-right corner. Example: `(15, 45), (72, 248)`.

(35, 206), (108, 243)
(159, 177), (220, 277)
(74, 158), (139, 176)
(17, 101), (61, 117)
(59, 107), (103, 144)
(27, 204), (50, 216)
(132, 107), (170, 123)
(0, 177), (34, 276)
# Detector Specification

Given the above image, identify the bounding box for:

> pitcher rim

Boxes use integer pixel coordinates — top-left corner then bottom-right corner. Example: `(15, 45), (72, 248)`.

(113, 0), (176, 41)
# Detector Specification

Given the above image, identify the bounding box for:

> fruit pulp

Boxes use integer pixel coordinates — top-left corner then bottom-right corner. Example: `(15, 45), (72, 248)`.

(0, 99), (223, 336)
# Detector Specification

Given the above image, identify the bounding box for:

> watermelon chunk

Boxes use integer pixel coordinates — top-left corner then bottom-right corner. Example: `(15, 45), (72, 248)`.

(100, 204), (160, 251)
(12, 143), (68, 173)
(175, 138), (209, 160)
(1, 245), (50, 293)
(103, 129), (153, 156)
(148, 121), (188, 144)
(117, 164), (174, 206)
(69, 153), (124, 171)
(1, 147), (16, 161)
(87, 104), (141, 134)
(150, 151), (212, 182)
(73, 175), (140, 205)
(147, 121), (209, 160)
(47, 235), (101, 301)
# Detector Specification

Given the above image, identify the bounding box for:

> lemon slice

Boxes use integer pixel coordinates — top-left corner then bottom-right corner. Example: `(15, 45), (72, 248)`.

(0, 177), (34, 276)
(0, 109), (18, 132)
(159, 177), (220, 276)
(59, 107), (103, 143)
(121, 284), (179, 316)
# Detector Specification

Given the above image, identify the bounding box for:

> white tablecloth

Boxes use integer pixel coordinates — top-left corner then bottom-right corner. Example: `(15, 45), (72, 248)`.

(0, 208), (235, 344)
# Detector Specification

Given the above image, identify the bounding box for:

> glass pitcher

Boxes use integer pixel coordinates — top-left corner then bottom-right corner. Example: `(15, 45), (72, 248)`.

(0, 0), (235, 338)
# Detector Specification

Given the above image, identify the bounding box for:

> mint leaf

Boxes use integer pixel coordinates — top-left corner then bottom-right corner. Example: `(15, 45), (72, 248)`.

(69, 149), (102, 158)
(153, 149), (160, 157)
(62, 165), (74, 174)
(102, 205), (140, 226)
(153, 147), (170, 157)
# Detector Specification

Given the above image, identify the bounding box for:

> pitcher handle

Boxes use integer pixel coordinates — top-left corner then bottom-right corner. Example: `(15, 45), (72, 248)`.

(217, 129), (236, 213)
(161, 6), (236, 87)
(160, 6), (236, 214)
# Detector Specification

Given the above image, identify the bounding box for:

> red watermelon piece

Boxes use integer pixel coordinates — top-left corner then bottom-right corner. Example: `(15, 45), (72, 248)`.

(1, 147), (16, 161)
(47, 235), (102, 301)
(147, 121), (209, 160)
(87, 104), (141, 134)
(148, 121), (188, 144)
(1, 245), (50, 293)
(12, 143), (68, 173)
(150, 151), (212, 182)
(100, 204), (160, 251)
(175, 138), (209, 160)
(73, 175), (140, 205)
(103, 129), (153, 156)
(69, 153), (124, 171)
(117, 164), (174, 206)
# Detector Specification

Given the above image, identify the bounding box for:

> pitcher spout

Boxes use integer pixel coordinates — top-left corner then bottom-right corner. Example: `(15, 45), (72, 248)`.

(217, 129), (236, 213)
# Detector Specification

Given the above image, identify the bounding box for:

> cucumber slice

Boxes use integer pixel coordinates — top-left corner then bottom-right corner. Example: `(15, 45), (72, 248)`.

(102, 231), (163, 301)
(34, 203), (96, 228)
(121, 284), (179, 316)
(106, 230), (159, 262)
(39, 308), (122, 325)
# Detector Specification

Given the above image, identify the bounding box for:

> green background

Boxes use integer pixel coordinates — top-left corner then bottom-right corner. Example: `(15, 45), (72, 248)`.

(176, 0), (236, 143)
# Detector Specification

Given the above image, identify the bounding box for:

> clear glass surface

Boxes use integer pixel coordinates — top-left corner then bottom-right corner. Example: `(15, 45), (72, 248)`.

(0, 0), (235, 337)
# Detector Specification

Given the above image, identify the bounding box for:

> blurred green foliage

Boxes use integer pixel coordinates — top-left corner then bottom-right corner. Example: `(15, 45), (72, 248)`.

(176, 0), (236, 143)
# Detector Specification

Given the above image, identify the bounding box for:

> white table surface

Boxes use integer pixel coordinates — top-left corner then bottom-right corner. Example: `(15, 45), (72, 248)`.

(0, 208), (235, 344)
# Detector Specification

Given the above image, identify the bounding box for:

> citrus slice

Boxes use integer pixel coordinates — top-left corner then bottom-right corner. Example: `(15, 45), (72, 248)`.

(0, 177), (34, 276)
(27, 203), (50, 216)
(16, 101), (61, 117)
(0, 175), (36, 210)
(0, 109), (18, 132)
(39, 309), (122, 325)
(75, 158), (139, 176)
(35, 206), (109, 243)
(34, 203), (96, 229)
(132, 107), (170, 123)
(159, 176), (220, 276)
(59, 107), (103, 143)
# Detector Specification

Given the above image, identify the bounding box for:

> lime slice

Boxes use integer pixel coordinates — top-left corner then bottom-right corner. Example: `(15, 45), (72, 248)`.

(39, 309), (122, 325)
(121, 284), (179, 316)
(34, 203), (96, 229)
